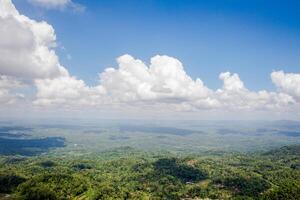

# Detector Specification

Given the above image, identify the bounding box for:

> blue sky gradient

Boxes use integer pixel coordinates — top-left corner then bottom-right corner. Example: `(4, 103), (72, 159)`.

(14, 0), (300, 90)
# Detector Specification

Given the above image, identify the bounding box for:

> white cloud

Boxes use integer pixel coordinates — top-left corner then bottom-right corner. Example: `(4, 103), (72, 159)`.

(0, 75), (24, 104)
(219, 72), (245, 91)
(33, 55), (296, 113)
(34, 76), (106, 107)
(100, 55), (212, 104)
(271, 71), (300, 100)
(215, 72), (295, 110)
(29, 0), (70, 8)
(33, 55), (214, 109)
(28, 0), (85, 12)
(0, 0), (299, 119)
(0, 0), (68, 79)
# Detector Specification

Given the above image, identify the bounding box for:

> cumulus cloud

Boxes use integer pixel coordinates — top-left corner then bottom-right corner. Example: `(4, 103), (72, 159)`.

(219, 72), (245, 91)
(28, 0), (85, 12)
(271, 71), (300, 100)
(0, 0), (68, 79)
(33, 55), (297, 113)
(33, 54), (214, 109)
(100, 55), (212, 103)
(216, 72), (295, 110)
(0, 0), (300, 119)
(0, 75), (24, 104)
(34, 76), (106, 107)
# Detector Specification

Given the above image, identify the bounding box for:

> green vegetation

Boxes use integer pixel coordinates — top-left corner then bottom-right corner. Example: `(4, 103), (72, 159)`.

(0, 145), (299, 200)
(1, 122), (300, 199)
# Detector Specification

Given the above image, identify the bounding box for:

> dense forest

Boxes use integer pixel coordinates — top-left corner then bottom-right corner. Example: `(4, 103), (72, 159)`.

(0, 145), (300, 200)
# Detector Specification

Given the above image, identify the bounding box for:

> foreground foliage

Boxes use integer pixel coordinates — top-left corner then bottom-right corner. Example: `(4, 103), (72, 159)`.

(0, 145), (300, 199)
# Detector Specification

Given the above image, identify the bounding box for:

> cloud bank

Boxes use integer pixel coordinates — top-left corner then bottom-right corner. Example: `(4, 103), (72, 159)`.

(0, 0), (299, 119)
(33, 54), (297, 113)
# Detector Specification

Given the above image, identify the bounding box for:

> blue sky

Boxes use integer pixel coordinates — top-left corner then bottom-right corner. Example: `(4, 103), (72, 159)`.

(13, 0), (300, 90)
(1, 0), (300, 120)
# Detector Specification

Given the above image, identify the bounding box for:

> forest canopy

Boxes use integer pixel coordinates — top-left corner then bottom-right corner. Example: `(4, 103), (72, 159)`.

(0, 145), (299, 200)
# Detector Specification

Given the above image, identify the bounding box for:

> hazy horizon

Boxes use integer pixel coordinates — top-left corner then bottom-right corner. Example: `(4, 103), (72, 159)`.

(1, 1), (300, 199)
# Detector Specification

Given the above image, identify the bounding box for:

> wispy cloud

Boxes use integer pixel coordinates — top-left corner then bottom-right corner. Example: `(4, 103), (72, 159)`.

(27, 0), (85, 12)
